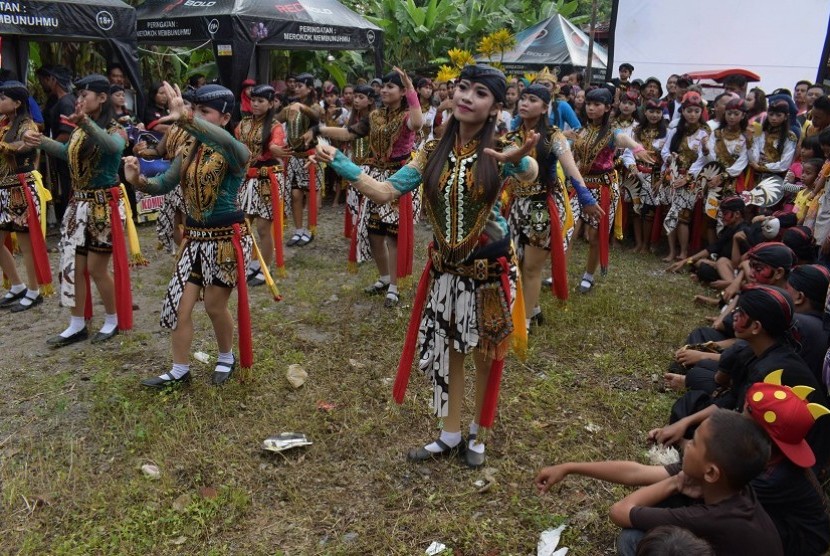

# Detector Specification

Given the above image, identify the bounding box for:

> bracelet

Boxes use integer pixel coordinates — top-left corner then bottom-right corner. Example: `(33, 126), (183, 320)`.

(405, 89), (420, 109)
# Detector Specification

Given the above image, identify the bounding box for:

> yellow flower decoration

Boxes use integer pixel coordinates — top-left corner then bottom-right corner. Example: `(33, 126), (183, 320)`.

(436, 64), (460, 84)
(478, 36), (497, 59)
(523, 71), (537, 83)
(490, 29), (516, 52)
(447, 48), (475, 69)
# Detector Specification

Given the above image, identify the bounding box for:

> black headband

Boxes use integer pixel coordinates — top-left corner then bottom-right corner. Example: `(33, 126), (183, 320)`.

(522, 84), (551, 105)
(193, 84), (235, 115)
(354, 84), (374, 98)
(586, 87), (612, 105)
(0, 80), (29, 102)
(788, 265), (830, 309)
(74, 74), (111, 94)
(295, 73), (315, 87)
(459, 64), (506, 104)
(250, 85), (275, 101)
(747, 241), (795, 270)
(738, 284), (794, 336)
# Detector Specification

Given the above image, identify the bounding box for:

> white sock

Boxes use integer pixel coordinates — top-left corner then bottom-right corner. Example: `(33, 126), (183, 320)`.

(248, 260), (261, 273)
(60, 316), (86, 338)
(387, 284), (398, 295)
(99, 313), (118, 335)
(582, 272), (594, 283)
(468, 437), (485, 454)
(165, 363), (190, 380)
(378, 275), (390, 285)
(469, 422), (479, 437)
(425, 430), (462, 453)
(18, 288), (40, 307)
(294, 228), (303, 236)
(526, 318), (532, 329)
(531, 306), (541, 317)
(215, 351), (235, 373)
(6, 284), (26, 297)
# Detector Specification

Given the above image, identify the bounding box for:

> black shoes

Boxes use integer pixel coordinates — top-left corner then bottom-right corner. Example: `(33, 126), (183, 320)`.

(211, 360), (237, 386)
(464, 434), (486, 468)
(46, 327), (89, 348)
(407, 438), (464, 462)
(0, 289), (26, 309)
(364, 280), (389, 295)
(9, 294), (43, 313)
(91, 329), (119, 344)
(141, 372), (192, 389)
(384, 292), (399, 308)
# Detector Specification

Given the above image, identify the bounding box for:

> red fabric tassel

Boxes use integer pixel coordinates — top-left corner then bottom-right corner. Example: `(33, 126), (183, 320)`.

(344, 203), (353, 238)
(393, 257), (433, 404)
(396, 192), (414, 280)
(479, 257), (512, 428)
(231, 223), (254, 368)
(19, 175), (52, 289)
(599, 186), (611, 272)
(690, 198), (704, 253)
(347, 207), (359, 271)
(479, 358), (505, 427)
(107, 187), (133, 331)
(267, 170), (284, 271)
(650, 204), (665, 245)
(83, 269), (93, 321)
(546, 194), (568, 301)
(307, 156), (318, 232)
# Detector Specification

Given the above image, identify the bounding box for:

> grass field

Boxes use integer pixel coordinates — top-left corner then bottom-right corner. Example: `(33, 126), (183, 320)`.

(0, 206), (714, 555)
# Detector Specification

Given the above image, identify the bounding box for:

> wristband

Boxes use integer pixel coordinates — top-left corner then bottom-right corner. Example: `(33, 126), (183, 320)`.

(632, 144), (645, 154)
(405, 90), (420, 109)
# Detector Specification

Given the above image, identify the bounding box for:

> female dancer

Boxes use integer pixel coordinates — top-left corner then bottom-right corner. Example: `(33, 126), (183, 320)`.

(314, 64), (538, 468)
(134, 92), (194, 253)
(277, 73), (323, 247)
(621, 99), (667, 253)
(415, 77), (437, 148)
(749, 96), (798, 181)
(661, 92), (710, 262)
(700, 96), (749, 236)
(0, 81), (51, 312)
(236, 84), (287, 283)
(505, 84), (602, 326)
(310, 69), (423, 307)
(571, 87), (654, 293)
(125, 83), (253, 388)
(24, 75), (130, 346)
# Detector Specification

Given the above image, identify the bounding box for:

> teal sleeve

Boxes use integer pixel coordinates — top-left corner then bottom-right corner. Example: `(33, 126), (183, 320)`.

(387, 165), (422, 194)
(39, 136), (69, 161)
(329, 149), (363, 181)
(78, 119), (125, 154)
(502, 156), (530, 177)
(144, 156), (182, 196)
(179, 117), (249, 173)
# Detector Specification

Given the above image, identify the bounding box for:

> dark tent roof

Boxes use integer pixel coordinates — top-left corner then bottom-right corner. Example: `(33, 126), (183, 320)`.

(477, 14), (607, 75)
(0, 0), (144, 115)
(137, 0), (383, 92)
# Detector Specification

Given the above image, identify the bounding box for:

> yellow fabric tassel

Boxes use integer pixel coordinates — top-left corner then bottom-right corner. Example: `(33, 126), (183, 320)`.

(2, 276), (10, 289)
(612, 171), (623, 241)
(248, 224), (281, 301)
(7, 232), (19, 254)
(511, 267), (528, 361)
(347, 261), (358, 274)
(41, 283), (54, 296)
(119, 185), (148, 266)
(32, 171), (51, 236)
(397, 275), (413, 291)
(561, 184), (574, 240)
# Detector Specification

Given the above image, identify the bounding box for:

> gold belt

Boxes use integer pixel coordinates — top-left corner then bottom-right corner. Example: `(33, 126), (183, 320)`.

(184, 223), (247, 241)
(74, 189), (117, 204)
(0, 174), (27, 188)
(430, 249), (504, 281)
(510, 181), (545, 197)
(584, 172), (614, 188)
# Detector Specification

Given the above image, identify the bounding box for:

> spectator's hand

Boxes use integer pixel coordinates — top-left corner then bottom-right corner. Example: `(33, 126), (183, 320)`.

(648, 422), (685, 446)
(123, 156), (142, 188)
(675, 471), (703, 499)
(666, 258), (688, 273)
(534, 464), (569, 493)
(133, 140), (148, 156)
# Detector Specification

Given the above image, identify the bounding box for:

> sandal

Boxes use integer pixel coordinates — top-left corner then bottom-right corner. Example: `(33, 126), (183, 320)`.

(297, 232), (313, 246)
(384, 291), (399, 308)
(287, 233), (302, 247)
(212, 359), (237, 386)
(464, 434), (486, 468)
(363, 280), (389, 295)
(407, 438), (463, 462)
(578, 278), (594, 294)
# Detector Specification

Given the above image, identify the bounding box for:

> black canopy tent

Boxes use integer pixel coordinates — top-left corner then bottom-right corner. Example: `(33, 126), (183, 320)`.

(136, 0), (384, 94)
(0, 0), (144, 115)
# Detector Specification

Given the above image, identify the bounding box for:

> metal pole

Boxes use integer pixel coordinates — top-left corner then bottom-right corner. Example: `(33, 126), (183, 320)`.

(585, 0), (598, 87)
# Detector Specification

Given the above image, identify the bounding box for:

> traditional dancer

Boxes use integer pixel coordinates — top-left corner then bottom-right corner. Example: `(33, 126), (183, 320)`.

(621, 99), (666, 253)
(749, 96), (798, 182)
(699, 97), (749, 240)
(125, 83), (253, 387)
(24, 74), (132, 347)
(505, 84), (601, 327)
(661, 92), (710, 262)
(278, 73), (323, 247)
(571, 87), (653, 293)
(134, 91), (194, 253)
(314, 64), (538, 468)
(310, 69), (423, 307)
(236, 84), (287, 283)
(0, 81), (52, 312)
